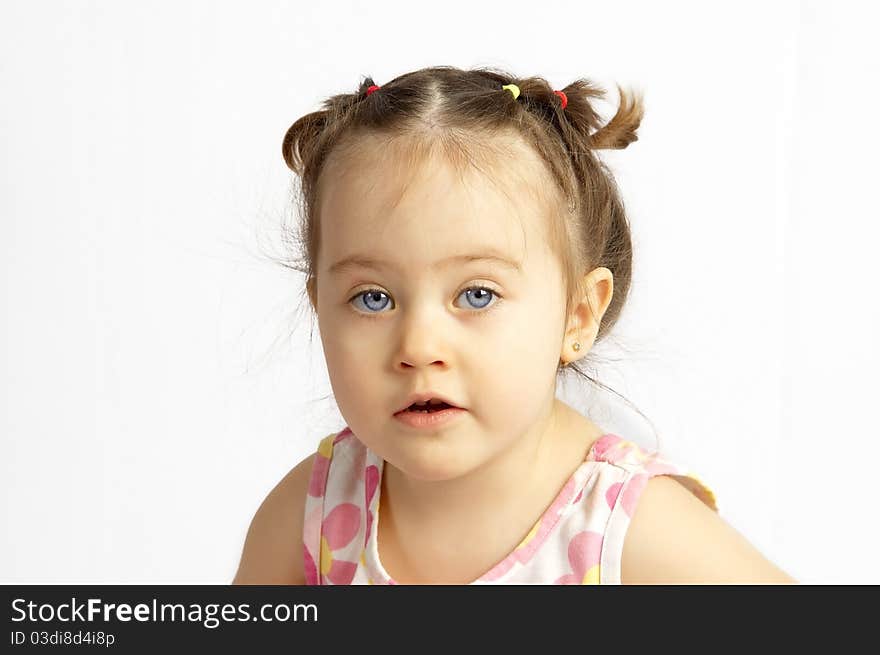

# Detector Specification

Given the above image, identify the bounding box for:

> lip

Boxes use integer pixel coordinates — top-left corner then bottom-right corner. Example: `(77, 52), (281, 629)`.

(395, 391), (463, 414)
(393, 406), (467, 430)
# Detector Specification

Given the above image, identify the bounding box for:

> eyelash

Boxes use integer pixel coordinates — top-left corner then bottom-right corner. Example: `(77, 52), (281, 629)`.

(346, 284), (504, 320)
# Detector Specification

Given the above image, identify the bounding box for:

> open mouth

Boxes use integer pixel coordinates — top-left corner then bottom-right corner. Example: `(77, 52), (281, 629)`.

(393, 400), (466, 429)
(403, 402), (453, 414)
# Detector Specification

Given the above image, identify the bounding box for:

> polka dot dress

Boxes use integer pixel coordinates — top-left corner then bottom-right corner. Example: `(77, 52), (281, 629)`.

(303, 428), (717, 585)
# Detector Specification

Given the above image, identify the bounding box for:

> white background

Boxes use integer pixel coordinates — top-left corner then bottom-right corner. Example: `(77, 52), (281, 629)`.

(2, 0), (878, 584)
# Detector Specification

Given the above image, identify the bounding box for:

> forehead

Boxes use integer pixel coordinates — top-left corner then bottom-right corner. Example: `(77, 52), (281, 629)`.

(317, 135), (557, 276)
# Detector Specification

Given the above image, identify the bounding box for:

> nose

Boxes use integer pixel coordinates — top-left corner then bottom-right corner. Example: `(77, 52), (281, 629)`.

(396, 337), (447, 371)
(394, 308), (449, 371)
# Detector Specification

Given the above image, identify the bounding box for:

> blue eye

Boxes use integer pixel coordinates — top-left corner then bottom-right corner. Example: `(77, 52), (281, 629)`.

(348, 286), (502, 317)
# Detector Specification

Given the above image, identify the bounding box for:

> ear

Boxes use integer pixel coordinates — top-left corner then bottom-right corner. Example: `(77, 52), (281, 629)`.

(561, 267), (613, 364)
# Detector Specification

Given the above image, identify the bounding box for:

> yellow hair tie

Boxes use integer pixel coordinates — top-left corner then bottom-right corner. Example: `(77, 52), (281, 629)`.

(501, 84), (520, 100)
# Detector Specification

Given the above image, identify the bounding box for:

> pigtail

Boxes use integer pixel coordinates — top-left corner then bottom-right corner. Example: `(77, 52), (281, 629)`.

(282, 111), (329, 175)
(505, 76), (642, 157)
(554, 78), (608, 136)
(587, 83), (644, 150)
(282, 77), (382, 175)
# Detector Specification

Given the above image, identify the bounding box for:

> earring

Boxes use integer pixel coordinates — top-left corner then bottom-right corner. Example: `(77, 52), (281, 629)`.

(573, 342), (581, 351)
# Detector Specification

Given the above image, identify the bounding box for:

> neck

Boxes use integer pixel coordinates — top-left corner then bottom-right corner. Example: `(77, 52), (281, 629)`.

(381, 397), (574, 529)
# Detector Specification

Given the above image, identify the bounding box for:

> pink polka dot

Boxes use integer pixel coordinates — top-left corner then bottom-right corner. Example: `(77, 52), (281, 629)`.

(326, 558), (358, 585)
(308, 454), (329, 497)
(568, 531), (603, 573)
(322, 503), (361, 550)
(555, 530), (604, 584)
(605, 482), (622, 509)
(303, 544), (318, 585)
(365, 465), (379, 506)
(590, 434), (622, 461)
(621, 473), (648, 517)
(365, 510), (373, 548)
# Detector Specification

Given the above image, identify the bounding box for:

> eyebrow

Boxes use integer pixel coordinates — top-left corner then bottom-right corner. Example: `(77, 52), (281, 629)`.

(328, 251), (523, 276)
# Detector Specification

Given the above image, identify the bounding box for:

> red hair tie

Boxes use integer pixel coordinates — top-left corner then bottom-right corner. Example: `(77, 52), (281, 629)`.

(553, 90), (568, 110)
(366, 85), (381, 96)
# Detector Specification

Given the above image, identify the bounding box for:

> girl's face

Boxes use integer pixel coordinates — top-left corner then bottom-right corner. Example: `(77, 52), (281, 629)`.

(313, 138), (571, 482)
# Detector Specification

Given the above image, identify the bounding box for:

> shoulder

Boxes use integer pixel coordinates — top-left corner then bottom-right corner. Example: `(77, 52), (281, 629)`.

(232, 452), (317, 585)
(620, 475), (797, 584)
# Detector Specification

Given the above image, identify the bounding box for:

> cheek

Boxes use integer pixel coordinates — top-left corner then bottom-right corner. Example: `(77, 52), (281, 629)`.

(474, 305), (562, 398)
(323, 349), (382, 443)
(318, 321), (376, 411)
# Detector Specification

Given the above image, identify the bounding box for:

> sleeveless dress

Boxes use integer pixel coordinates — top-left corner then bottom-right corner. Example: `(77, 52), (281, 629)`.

(303, 426), (718, 585)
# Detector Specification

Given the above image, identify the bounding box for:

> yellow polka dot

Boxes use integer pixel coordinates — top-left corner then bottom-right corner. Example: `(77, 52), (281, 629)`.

(582, 564), (600, 585)
(516, 521), (541, 550)
(318, 435), (335, 459)
(320, 536), (333, 576)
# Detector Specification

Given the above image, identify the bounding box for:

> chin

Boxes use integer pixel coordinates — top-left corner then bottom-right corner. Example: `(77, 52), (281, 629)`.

(384, 443), (485, 483)
(394, 463), (465, 482)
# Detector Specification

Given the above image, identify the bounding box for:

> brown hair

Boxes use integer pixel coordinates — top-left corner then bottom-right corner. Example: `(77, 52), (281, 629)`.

(278, 65), (656, 438)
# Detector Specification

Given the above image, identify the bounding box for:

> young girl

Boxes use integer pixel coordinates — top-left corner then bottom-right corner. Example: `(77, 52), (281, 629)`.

(233, 65), (796, 585)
